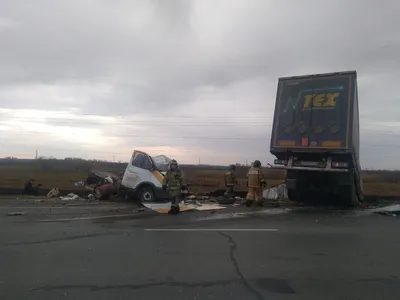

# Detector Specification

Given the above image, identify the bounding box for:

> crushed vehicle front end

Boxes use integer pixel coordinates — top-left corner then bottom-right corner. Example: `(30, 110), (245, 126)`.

(120, 150), (189, 203)
(84, 170), (123, 200)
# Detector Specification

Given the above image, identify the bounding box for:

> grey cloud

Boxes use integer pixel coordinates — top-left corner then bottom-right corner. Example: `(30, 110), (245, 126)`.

(2, 0), (399, 85)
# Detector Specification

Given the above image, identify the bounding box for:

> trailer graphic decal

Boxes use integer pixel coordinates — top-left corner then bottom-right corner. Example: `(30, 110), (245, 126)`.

(283, 86), (344, 112)
(302, 92), (339, 109)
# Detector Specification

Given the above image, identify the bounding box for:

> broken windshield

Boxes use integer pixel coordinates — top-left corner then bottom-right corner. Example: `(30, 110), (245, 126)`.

(151, 155), (171, 172)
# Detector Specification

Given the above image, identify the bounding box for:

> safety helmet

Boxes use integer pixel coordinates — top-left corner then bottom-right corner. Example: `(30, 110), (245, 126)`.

(253, 160), (261, 167)
(169, 159), (178, 169)
(229, 164), (236, 170)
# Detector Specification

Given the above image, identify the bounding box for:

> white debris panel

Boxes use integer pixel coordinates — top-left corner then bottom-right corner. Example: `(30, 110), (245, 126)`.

(60, 193), (81, 201)
(263, 184), (287, 200)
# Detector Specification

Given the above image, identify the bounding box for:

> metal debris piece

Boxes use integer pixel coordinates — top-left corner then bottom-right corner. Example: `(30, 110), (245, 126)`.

(47, 188), (60, 198)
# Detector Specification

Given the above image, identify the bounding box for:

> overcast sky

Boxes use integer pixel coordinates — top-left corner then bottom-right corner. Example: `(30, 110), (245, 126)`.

(0, 0), (400, 169)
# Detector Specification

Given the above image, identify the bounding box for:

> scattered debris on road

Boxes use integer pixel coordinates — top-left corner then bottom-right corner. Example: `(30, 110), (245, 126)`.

(263, 183), (287, 200)
(60, 193), (81, 201)
(47, 188), (60, 198)
(6, 212), (26, 216)
(216, 196), (236, 205)
(187, 195), (210, 201)
(372, 204), (400, 217)
(143, 202), (226, 214)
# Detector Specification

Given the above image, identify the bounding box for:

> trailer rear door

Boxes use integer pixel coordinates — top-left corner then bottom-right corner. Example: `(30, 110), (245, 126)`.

(271, 73), (355, 150)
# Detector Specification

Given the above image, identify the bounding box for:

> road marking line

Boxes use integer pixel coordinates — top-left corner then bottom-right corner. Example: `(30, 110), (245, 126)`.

(0, 206), (67, 209)
(39, 214), (137, 222)
(0, 206), (132, 210)
(144, 228), (278, 232)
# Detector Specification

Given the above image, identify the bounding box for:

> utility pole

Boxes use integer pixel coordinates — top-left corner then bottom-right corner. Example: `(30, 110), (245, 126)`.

(113, 153), (115, 162)
(35, 150), (38, 160)
(198, 158), (200, 165)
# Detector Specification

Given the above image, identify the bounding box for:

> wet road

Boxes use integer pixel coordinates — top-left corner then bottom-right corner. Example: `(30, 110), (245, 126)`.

(0, 200), (400, 300)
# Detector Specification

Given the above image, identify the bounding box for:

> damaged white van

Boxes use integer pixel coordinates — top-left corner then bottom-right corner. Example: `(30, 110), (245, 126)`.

(121, 150), (188, 202)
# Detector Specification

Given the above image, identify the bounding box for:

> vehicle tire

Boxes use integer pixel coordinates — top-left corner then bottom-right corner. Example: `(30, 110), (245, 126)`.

(340, 183), (358, 208)
(347, 183), (359, 208)
(288, 189), (302, 202)
(138, 185), (155, 203)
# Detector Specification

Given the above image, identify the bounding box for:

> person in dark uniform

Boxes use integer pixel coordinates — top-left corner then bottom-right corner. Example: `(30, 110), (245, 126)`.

(22, 178), (40, 196)
(162, 160), (186, 215)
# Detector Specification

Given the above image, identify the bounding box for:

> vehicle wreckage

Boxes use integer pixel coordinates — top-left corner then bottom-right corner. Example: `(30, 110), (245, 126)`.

(85, 150), (189, 202)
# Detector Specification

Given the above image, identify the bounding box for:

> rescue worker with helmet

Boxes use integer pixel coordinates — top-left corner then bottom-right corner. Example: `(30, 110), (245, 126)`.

(245, 160), (266, 207)
(224, 164), (238, 198)
(162, 159), (186, 215)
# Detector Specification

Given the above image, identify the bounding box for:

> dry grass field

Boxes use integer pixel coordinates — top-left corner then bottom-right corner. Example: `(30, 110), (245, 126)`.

(184, 168), (400, 196)
(1, 159), (400, 197)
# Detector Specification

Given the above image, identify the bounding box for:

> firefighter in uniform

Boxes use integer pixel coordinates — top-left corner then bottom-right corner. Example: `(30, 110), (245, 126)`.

(224, 164), (238, 198)
(162, 159), (186, 215)
(245, 160), (266, 207)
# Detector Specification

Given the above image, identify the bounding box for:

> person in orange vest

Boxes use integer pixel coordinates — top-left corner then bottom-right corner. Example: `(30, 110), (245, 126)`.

(224, 164), (238, 198)
(245, 160), (266, 207)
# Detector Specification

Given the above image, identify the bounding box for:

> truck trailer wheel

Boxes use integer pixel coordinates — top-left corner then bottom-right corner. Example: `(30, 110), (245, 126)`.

(349, 183), (359, 207)
(288, 189), (302, 202)
(138, 186), (155, 203)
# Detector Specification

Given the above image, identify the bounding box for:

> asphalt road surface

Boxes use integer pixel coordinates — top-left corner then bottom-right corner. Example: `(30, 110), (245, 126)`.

(0, 199), (399, 300)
